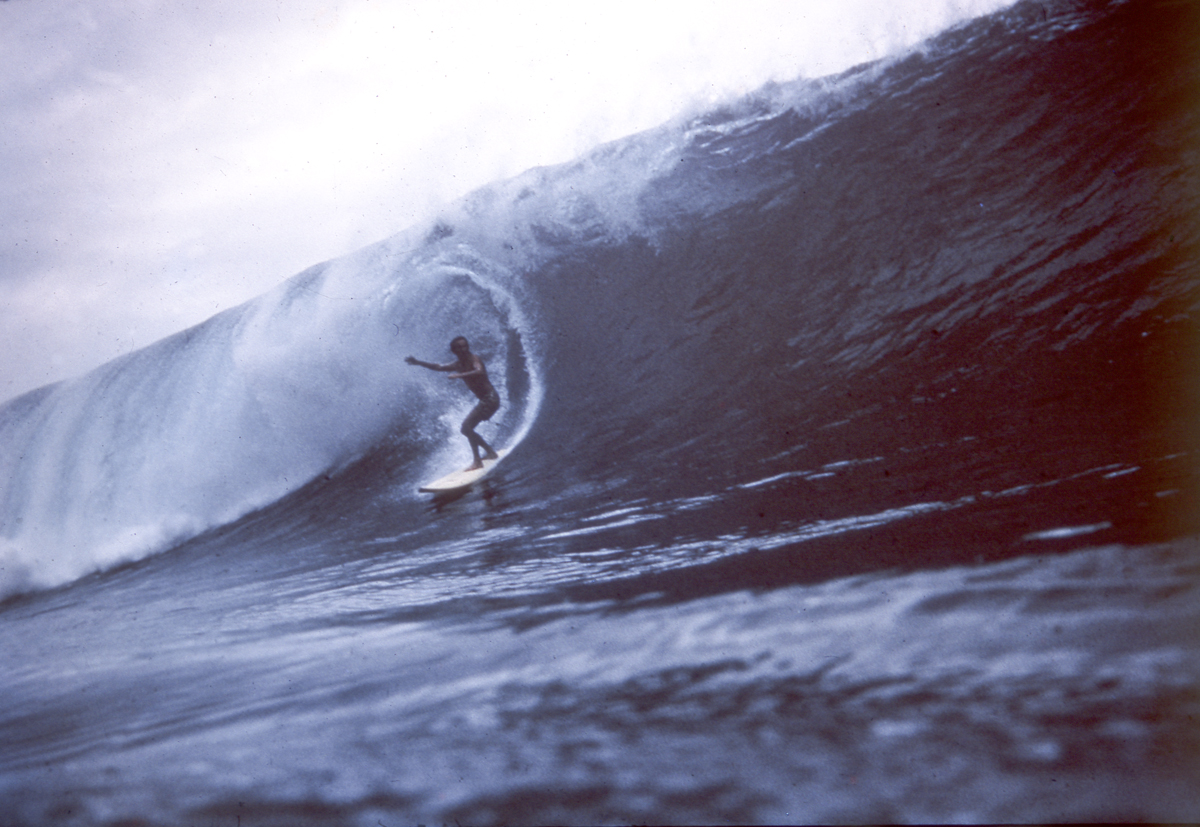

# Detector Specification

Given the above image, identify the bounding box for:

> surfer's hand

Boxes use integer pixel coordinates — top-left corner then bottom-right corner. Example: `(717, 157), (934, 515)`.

(405, 356), (418, 365)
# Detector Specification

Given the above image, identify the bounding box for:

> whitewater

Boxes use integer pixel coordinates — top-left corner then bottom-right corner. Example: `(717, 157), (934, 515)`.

(2, 0), (1197, 823)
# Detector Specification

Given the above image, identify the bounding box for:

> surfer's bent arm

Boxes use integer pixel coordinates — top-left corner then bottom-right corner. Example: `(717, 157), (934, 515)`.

(447, 355), (486, 380)
(404, 356), (455, 372)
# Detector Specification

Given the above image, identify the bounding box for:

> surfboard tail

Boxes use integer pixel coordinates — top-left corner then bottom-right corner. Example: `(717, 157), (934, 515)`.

(419, 449), (509, 493)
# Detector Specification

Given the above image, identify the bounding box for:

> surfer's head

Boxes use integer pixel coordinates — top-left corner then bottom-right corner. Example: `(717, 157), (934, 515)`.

(450, 336), (470, 355)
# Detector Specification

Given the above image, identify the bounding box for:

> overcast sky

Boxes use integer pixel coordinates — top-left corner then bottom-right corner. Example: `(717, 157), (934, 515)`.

(0, 0), (1016, 401)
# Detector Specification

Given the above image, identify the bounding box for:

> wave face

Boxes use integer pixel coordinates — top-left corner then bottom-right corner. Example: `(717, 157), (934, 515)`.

(0, 226), (544, 594)
(7, 0), (1192, 597)
(1, 0), (1198, 823)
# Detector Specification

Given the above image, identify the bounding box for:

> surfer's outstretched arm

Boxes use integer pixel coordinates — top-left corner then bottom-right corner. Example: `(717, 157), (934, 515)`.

(405, 356), (455, 372)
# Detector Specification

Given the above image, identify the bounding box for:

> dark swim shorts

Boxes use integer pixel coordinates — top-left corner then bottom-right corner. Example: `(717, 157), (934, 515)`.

(463, 390), (500, 429)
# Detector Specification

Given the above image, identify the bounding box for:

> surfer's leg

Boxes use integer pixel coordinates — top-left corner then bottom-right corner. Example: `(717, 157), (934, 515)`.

(460, 419), (481, 468)
(466, 430), (496, 468)
(460, 425), (495, 469)
(461, 396), (500, 468)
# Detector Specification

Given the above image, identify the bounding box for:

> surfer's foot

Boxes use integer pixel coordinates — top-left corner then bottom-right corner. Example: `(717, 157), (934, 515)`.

(466, 461), (484, 471)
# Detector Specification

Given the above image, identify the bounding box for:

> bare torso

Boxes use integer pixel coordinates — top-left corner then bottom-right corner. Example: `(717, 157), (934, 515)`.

(453, 354), (497, 401)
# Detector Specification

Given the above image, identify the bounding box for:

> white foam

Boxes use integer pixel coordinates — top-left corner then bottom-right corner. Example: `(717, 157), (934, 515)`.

(1023, 522), (1113, 542)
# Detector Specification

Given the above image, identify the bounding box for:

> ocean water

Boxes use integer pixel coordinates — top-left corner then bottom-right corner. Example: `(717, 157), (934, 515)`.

(2, 0), (1198, 823)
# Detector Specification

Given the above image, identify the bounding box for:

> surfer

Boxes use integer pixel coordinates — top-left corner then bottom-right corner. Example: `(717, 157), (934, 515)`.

(406, 336), (501, 470)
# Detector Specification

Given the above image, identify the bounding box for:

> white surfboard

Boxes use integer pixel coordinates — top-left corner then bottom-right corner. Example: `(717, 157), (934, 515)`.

(418, 449), (509, 494)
